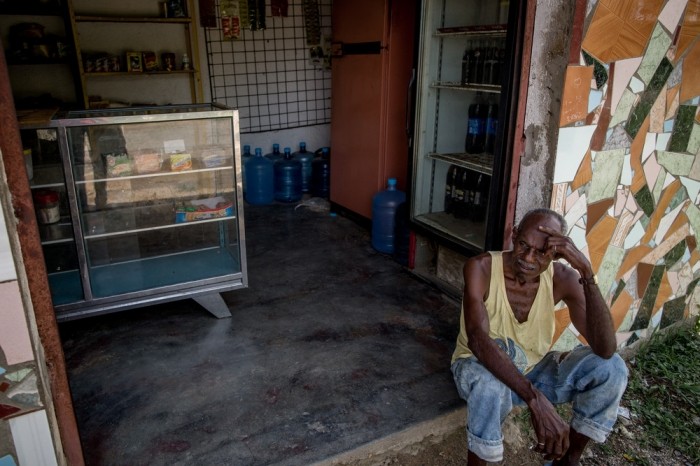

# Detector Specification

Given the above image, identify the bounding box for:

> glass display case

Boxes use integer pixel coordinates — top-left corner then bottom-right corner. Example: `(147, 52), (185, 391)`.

(24, 104), (247, 321)
(410, 0), (518, 253)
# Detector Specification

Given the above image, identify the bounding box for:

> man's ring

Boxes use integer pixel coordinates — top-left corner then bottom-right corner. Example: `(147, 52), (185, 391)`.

(538, 442), (545, 446)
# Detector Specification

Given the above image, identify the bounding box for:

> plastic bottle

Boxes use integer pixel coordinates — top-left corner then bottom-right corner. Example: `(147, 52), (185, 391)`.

(444, 165), (457, 214)
(465, 92), (487, 154)
(484, 97), (499, 155)
(265, 143), (283, 163)
(468, 40), (483, 85)
(245, 147), (274, 205)
(461, 41), (472, 86)
(241, 144), (252, 194)
(453, 168), (468, 219)
(310, 147), (331, 198)
(371, 178), (406, 254)
(181, 53), (191, 70)
(292, 142), (314, 193)
(274, 147), (302, 202)
(471, 173), (490, 222)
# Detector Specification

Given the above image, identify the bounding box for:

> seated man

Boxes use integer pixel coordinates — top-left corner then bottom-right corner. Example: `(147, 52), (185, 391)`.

(451, 208), (628, 465)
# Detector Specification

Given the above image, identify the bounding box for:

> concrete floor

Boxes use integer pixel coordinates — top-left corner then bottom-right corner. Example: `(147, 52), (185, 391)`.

(59, 202), (463, 465)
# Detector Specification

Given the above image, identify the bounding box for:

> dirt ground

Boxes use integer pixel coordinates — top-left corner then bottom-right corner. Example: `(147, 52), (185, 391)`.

(336, 406), (694, 466)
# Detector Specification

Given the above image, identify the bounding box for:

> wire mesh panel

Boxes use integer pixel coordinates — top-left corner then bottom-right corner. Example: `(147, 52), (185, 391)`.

(204, 0), (332, 133)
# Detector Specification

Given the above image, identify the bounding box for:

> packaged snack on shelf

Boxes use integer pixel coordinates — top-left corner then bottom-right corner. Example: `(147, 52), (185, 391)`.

(169, 151), (192, 171)
(175, 196), (234, 223)
(132, 149), (163, 174)
(103, 152), (132, 177)
(201, 146), (229, 168)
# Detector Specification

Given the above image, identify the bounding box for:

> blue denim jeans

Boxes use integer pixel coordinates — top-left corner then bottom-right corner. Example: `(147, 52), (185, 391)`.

(451, 346), (628, 462)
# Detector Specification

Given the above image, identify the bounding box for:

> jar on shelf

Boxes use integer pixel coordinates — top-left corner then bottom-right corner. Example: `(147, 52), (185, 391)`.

(33, 189), (60, 225)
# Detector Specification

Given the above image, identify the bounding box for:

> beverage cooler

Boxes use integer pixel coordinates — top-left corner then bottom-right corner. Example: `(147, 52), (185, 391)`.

(410, 0), (524, 279)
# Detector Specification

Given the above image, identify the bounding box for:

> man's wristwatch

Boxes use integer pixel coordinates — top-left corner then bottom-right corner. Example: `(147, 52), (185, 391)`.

(579, 274), (598, 286)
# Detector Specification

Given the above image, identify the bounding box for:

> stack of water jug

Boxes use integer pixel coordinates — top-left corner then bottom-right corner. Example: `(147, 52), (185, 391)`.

(243, 142), (331, 205)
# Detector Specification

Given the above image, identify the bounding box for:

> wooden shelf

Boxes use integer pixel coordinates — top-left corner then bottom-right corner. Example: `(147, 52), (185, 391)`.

(84, 70), (196, 77)
(74, 15), (192, 23)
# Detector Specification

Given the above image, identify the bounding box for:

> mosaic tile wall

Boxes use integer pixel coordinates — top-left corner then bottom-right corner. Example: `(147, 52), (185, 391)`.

(0, 190), (58, 463)
(549, 0), (700, 350)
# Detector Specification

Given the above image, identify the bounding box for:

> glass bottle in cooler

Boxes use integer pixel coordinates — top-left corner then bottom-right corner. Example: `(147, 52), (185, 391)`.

(444, 164), (458, 214)
(484, 96), (499, 155)
(471, 173), (490, 222)
(465, 92), (487, 154)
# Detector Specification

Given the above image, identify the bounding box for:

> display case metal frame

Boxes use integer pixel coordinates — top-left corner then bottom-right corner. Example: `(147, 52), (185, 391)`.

(46, 103), (247, 321)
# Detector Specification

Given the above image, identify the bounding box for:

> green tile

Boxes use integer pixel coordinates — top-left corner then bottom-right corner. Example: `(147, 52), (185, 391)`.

(589, 149), (625, 203)
(634, 185), (655, 217)
(630, 265), (665, 330)
(668, 184), (688, 211)
(659, 296), (686, 328)
(611, 279), (626, 305)
(685, 203), (700, 240)
(626, 58), (674, 138)
(582, 50), (608, 89)
(597, 245), (625, 298)
(652, 167), (667, 203)
(687, 277), (699, 296)
(687, 123), (700, 154)
(664, 239), (686, 267)
(637, 24), (673, 85)
(668, 105), (696, 152)
(657, 151), (694, 176)
(551, 328), (582, 352)
(610, 89), (637, 127)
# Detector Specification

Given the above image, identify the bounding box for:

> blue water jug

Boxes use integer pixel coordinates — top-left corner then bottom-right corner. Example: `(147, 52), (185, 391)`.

(292, 142), (314, 193)
(241, 144), (252, 195)
(265, 143), (283, 163)
(372, 178), (406, 254)
(245, 148), (274, 205)
(274, 147), (302, 203)
(310, 147), (330, 198)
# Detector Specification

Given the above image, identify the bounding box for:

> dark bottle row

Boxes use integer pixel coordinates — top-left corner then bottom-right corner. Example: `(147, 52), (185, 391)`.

(461, 37), (505, 86)
(465, 92), (498, 155)
(444, 165), (490, 222)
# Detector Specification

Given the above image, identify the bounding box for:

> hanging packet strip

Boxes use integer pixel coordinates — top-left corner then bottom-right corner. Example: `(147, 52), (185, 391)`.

(238, 0), (249, 29)
(302, 0), (320, 45)
(220, 0), (241, 39)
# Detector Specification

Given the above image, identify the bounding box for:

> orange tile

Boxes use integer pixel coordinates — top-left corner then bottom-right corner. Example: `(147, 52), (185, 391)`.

(560, 66), (595, 126)
(678, 0), (700, 57)
(641, 180), (682, 244)
(587, 199), (615, 234)
(585, 0), (664, 63)
(690, 248), (700, 266)
(652, 271), (673, 316)
(637, 262), (655, 297)
(571, 150), (593, 191)
(618, 244), (654, 279)
(586, 215), (617, 271)
(553, 307), (572, 344)
(663, 211), (690, 242)
(687, 234), (697, 252)
(610, 290), (633, 331)
(681, 39), (700, 103)
(666, 85), (680, 119)
(630, 118), (649, 193)
(583, 4), (625, 62)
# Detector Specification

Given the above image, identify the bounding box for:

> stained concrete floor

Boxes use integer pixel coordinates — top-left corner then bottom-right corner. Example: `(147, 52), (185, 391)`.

(59, 202), (464, 465)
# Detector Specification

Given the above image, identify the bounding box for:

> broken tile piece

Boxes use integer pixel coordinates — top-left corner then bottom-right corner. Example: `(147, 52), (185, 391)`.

(621, 154), (632, 185)
(0, 403), (21, 419)
(0, 454), (18, 466)
(656, 132), (671, 150)
(5, 368), (31, 383)
(664, 119), (674, 132)
(627, 58), (674, 138)
(589, 149), (625, 203)
(630, 76), (645, 93)
(659, 296), (686, 328)
(635, 185), (656, 216)
(637, 24), (673, 85)
(554, 126), (597, 183)
(658, 0), (689, 33)
(610, 88), (638, 127)
(680, 40), (700, 102)
(560, 66), (595, 126)
(610, 57), (643, 114)
(602, 124), (632, 150)
(625, 222), (646, 249)
(630, 265), (665, 330)
(667, 58), (683, 87)
(7, 372), (38, 400)
(642, 133), (656, 161)
(588, 89), (603, 112)
(687, 123), (700, 154)
(657, 150), (694, 175)
(668, 105), (696, 151)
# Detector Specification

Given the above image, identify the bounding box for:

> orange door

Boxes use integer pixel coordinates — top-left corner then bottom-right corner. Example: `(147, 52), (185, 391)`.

(330, 0), (416, 219)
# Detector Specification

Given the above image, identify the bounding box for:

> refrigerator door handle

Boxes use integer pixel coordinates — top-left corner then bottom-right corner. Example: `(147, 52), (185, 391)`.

(405, 67), (416, 139)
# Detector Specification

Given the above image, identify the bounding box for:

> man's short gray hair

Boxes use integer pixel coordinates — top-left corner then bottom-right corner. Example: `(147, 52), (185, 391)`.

(517, 208), (567, 234)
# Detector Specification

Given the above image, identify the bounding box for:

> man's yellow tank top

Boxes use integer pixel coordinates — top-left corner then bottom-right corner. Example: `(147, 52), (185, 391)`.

(451, 251), (555, 374)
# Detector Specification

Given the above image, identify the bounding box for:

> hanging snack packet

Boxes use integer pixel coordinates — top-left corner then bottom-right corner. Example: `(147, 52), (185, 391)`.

(220, 0), (241, 39)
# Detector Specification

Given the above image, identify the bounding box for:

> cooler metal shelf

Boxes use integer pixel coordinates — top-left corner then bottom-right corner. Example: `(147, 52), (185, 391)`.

(435, 24), (507, 38)
(83, 214), (237, 240)
(431, 82), (501, 93)
(428, 152), (493, 175)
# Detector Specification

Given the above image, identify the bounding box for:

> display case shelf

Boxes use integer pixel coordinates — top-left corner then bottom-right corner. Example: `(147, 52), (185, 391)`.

(435, 24), (507, 37)
(83, 214), (237, 239)
(74, 165), (231, 184)
(428, 152), (493, 175)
